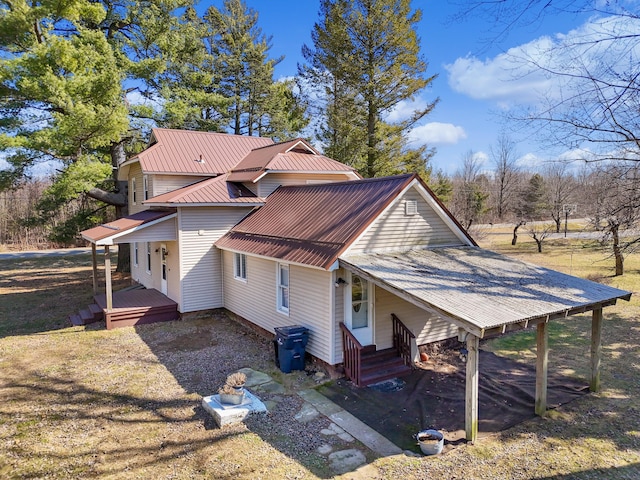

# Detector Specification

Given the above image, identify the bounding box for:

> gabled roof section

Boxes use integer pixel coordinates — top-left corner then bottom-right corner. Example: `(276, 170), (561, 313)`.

(124, 128), (274, 176)
(81, 209), (175, 244)
(227, 138), (358, 183)
(144, 174), (264, 206)
(215, 174), (423, 269)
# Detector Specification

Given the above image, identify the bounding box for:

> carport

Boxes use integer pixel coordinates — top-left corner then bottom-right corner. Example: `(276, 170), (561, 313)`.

(339, 246), (631, 442)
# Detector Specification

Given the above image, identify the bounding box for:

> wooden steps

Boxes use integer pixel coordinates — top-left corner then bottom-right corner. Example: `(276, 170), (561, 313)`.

(360, 348), (412, 387)
(68, 303), (104, 327)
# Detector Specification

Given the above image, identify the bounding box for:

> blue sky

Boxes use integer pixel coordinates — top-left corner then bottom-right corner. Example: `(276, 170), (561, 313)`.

(203, 0), (598, 174)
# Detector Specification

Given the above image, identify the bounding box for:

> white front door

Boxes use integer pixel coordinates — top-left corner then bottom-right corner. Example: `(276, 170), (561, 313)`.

(160, 243), (168, 295)
(344, 272), (374, 346)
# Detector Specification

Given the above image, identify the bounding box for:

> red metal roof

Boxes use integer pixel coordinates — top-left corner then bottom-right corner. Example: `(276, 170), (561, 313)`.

(145, 174), (264, 205)
(228, 138), (357, 182)
(132, 128), (274, 175)
(81, 210), (175, 243)
(215, 174), (417, 269)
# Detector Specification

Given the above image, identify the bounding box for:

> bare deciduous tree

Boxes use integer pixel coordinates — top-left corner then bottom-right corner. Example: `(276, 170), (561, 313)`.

(490, 133), (520, 221)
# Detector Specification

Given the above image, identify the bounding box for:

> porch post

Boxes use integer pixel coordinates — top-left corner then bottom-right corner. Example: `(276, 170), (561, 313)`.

(91, 243), (98, 296)
(535, 321), (549, 416)
(465, 334), (479, 442)
(104, 245), (113, 311)
(590, 307), (603, 392)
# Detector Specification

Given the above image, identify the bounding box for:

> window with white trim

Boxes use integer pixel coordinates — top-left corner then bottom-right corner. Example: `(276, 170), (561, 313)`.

(234, 253), (247, 281)
(131, 177), (137, 205)
(143, 174), (149, 201)
(277, 263), (289, 314)
(146, 243), (152, 273)
(133, 242), (139, 267)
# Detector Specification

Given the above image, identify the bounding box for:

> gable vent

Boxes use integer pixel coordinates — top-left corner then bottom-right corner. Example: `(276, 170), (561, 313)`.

(405, 200), (418, 216)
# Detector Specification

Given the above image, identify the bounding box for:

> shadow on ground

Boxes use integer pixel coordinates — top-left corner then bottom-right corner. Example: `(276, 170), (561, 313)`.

(319, 349), (589, 452)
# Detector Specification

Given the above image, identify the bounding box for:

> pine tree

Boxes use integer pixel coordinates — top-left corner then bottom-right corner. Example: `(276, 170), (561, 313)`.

(300, 0), (438, 178)
(0, 0), (196, 268)
(204, 0), (306, 137)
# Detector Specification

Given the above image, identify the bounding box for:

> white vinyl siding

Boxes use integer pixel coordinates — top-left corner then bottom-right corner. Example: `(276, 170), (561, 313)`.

(178, 206), (253, 313)
(129, 163), (144, 213)
(222, 252), (334, 364)
(349, 186), (463, 254)
(374, 286), (457, 349)
(112, 217), (177, 244)
(257, 172), (353, 197)
(152, 175), (204, 196)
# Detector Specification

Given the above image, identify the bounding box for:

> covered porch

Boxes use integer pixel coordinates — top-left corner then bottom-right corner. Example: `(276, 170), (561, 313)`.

(338, 246), (631, 443)
(80, 209), (179, 329)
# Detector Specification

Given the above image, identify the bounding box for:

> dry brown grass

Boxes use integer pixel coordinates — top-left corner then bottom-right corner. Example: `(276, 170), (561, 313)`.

(1, 240), (639, 479)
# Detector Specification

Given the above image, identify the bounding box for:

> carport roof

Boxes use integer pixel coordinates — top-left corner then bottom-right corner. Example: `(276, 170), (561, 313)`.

(340, 247), (632, 337)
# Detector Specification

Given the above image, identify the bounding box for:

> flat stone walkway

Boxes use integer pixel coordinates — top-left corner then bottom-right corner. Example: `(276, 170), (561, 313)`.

(205, 368), (405, 476)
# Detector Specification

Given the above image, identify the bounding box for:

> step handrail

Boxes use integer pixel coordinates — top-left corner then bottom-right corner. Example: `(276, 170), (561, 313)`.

(339, 322), (364, 387)
(391, 313), (415, 368)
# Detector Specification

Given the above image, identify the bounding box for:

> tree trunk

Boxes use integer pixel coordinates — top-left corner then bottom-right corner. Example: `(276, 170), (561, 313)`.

(512, 221), (525, 246)
(534, 236), (543, 253)
(611, 223), (624, 276)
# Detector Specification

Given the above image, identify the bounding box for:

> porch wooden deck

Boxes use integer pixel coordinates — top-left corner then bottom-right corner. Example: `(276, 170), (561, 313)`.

(94, 288), (179, 330)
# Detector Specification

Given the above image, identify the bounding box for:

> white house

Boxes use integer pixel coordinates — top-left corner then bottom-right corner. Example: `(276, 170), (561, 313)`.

(80, 128), (631, 442)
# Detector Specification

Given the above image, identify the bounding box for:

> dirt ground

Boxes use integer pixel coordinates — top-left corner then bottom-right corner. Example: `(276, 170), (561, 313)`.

(320, 348), (589, 452)
(1, 250), (640, 479)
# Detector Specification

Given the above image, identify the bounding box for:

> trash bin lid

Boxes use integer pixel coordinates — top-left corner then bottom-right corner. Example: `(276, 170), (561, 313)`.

(274, 325), (309, 337)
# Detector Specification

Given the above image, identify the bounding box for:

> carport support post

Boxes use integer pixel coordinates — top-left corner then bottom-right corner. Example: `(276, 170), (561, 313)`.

(104, 245), (113, 311)
(590, 307), (603, 392)
(535, 321), (549, 416)
(465, 334), (479, 442)
(91, 243), (98, 296)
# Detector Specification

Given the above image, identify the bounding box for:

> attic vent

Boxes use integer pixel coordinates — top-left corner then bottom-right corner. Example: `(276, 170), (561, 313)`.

(405, 200), (418, 216)
(196, 154), (205, 163)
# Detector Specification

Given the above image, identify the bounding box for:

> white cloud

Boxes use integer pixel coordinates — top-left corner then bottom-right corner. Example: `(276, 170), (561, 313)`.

(409, 122), (467, 145)
(446, 14), (640, 106)
(445, 38), (556, 103)
(386, 98), (433, 123)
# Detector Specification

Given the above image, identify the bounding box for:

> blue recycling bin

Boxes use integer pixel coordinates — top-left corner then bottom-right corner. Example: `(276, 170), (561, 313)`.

(274, 325), (309, 373)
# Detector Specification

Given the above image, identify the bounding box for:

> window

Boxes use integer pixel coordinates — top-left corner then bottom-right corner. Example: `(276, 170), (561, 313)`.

(146, 243), (152, 273)
(131, 177), (137, 205)
(277, 263), (289, 314)
(143, 175), (149, 201)
(234, 253), (247, 281)
(133, 242), (139, 267)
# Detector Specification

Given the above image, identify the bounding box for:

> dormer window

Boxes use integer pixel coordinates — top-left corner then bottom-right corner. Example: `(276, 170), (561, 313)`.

(131, 177), (137, 205)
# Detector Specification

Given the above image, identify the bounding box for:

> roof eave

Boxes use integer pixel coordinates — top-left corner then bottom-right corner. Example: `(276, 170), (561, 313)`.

(82, 212), (177, 246)
(145, 202), (264, 207)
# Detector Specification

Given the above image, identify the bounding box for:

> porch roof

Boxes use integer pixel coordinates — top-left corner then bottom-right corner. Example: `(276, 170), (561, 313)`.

(81, 209), (176, 246)
(339, 247), (631, 337)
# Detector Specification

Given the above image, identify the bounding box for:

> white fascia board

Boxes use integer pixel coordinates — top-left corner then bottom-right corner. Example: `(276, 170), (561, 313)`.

(285, 139), (317, 154)
(412, 181), (475, 246)
(93, 213), (177, 246)
(252, 170), (359, 183)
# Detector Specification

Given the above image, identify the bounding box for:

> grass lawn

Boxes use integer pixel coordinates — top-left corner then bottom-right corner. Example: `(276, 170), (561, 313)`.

(1, 237), (639, 479)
